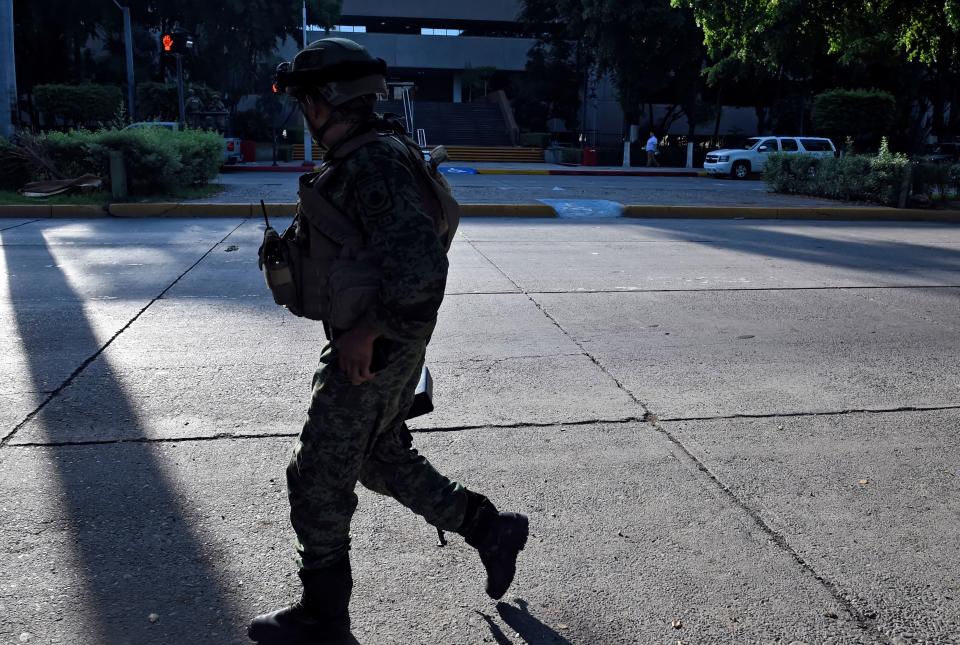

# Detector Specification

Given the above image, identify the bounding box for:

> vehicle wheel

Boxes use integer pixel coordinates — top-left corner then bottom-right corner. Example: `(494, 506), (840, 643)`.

(731, 161), (750, 179)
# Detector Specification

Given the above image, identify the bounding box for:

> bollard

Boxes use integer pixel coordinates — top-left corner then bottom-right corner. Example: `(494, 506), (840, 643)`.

(109, 151), (128, 200)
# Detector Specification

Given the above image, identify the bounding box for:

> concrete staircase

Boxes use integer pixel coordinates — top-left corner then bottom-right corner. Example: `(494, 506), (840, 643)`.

(378, 100), (513, 147)
(444, 146), (545, 163)
(291, 101), (545, 162)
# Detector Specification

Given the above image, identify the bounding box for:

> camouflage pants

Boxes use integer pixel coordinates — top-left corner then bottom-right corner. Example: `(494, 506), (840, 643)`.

(287, 339), (468, 570)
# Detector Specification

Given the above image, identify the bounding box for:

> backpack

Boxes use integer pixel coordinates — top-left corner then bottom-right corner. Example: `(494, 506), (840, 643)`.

(259, 128), (460, 330)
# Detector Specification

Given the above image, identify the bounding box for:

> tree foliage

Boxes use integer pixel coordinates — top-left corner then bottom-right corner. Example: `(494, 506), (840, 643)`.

(13, 0), (341, 113)
(521, 0), (705, 129)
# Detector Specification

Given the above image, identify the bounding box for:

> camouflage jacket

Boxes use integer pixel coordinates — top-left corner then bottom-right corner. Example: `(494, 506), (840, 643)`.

(320, 133), (449, 342)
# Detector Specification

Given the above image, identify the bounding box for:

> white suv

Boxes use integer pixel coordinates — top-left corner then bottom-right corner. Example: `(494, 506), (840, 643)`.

(704, 136), (836, 179)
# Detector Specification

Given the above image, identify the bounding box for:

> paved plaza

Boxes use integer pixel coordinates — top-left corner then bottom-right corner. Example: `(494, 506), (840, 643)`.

(1, 215), (959, 644)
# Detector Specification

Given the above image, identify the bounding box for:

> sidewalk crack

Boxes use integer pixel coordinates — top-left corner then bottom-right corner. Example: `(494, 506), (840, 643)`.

(464, 235), (889, 642)
(0, 219), (249, 447)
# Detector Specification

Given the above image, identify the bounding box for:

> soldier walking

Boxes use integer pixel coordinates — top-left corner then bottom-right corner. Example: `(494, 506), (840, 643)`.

(249, 38), (529, 644)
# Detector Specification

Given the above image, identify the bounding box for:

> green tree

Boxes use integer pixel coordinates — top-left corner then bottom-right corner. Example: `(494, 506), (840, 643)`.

(13, 0), (341, 121)
(674, 0), (829, 134)
(124, 0), (340, 109)
(521, 0), (706, 135)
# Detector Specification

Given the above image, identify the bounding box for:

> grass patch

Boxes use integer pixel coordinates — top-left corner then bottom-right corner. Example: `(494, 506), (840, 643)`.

(0, 182), (226, 206)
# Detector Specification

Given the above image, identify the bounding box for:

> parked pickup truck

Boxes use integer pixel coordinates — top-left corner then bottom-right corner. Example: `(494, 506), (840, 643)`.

(704, 136), (837, 179)
(124, 121), (242, 164)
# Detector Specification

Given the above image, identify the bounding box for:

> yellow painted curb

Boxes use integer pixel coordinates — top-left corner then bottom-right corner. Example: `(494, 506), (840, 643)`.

(625, 205), (960, 222)
(460, 203), (556, 217)
(109, 203), (255, 217)
(50, 204), (108, 218)
(0, 204), (53, 218)
(475, 169), (551, 176)
(624, 206), (780, 219)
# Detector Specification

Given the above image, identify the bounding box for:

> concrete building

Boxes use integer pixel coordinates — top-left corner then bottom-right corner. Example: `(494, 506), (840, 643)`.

(298, 1), (536, 104)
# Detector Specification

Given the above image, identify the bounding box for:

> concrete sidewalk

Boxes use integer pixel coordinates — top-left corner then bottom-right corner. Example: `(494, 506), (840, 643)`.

(2, 217), (959, 644)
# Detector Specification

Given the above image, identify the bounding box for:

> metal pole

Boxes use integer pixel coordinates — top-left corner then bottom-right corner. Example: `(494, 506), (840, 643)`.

(301, 1), (313, 165)
(0, 0), (17, 139)
(119, 4), (136, 121)
(176, 54), (185, 128)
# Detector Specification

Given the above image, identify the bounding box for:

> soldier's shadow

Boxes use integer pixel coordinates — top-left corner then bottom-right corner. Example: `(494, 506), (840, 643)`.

(477, 598), (573, 644)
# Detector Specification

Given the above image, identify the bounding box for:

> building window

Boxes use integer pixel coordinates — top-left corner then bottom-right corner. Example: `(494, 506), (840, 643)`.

(332, 25), (366, 33)
(420, 27), (463, 36)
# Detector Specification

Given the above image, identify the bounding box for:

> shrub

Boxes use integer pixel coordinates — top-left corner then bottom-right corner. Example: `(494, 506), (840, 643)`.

(763, 153), (822, 194)
(34, 84), (123, 126)
(812, 88), (896, 147)
(35, 127), (222, 195)
(136, 82), (221, 121)
(169, 130), (223, 185)
(95, 129), (183, 193)
(866, 138), (911, 206)
(764, 142), (911, 207)
(41, 130), (110, 179)
(820, 155), (873, 201)
(913, 161), (953, 198)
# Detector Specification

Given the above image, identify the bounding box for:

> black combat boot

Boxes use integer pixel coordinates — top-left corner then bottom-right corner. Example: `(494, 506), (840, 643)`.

(459, 491), (529, 600)
(248, 557), (353, 644)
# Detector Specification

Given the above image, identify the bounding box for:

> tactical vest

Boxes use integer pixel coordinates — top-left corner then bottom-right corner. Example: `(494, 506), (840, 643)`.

(259, 130), (460, 331)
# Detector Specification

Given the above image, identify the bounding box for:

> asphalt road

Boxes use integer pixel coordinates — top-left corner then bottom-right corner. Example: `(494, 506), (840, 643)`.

(1, 216), (959, 644)
(205, 171), (847, 208)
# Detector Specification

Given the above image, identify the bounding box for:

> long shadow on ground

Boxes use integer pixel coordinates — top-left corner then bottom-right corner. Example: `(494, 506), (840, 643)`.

(1, 232), (245, 643)
(640, 220), (960, 279)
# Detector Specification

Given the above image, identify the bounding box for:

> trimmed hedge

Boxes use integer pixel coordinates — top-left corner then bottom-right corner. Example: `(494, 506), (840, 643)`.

(34, 84), (123, 126)
(764, 147), (911, 206)
(812, 88), (896, 146)
(38, 128), (223, 195)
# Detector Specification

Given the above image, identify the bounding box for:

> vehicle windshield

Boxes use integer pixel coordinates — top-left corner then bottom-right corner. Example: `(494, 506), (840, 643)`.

(743, 137), (763, 150)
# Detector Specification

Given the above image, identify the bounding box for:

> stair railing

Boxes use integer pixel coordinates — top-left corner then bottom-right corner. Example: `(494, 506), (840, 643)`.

(401, 86), (415, 136)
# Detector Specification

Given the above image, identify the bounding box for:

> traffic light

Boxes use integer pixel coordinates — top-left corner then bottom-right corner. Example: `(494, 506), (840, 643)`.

(160, 31), (194, 55)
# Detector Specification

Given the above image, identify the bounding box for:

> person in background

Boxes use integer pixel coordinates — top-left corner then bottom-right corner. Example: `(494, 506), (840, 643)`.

(646, 131), (660, 167)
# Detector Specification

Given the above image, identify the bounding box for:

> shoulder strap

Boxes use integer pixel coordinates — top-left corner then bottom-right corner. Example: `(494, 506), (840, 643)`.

(325, 129), (380, 161)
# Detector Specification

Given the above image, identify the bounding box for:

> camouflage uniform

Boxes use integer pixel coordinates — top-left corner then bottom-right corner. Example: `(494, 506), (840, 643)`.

(287, 135), (468, 571)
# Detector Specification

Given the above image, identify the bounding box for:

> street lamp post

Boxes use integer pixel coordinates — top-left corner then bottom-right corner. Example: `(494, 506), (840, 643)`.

(0, 0), (17, 139)
(113, 0), (136, 121)
(302, 0), (313, 165)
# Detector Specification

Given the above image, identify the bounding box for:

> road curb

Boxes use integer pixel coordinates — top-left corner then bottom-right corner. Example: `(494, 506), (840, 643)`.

(549, 169), (707, 177)
(0, 202), (557, 219)
(475, 169), (551, 176)
(460, 203), (556, 217)
(623, 205), (960, 222)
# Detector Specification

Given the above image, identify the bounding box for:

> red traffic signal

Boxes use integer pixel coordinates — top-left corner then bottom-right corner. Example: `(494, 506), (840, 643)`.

(160, 31), (194, 54)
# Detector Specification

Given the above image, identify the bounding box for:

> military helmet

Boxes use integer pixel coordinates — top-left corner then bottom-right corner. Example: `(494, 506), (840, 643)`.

(274, 38), (388, 106)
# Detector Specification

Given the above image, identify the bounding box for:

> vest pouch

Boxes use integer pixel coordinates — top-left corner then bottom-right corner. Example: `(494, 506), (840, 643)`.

(328, 259), (382, 331)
